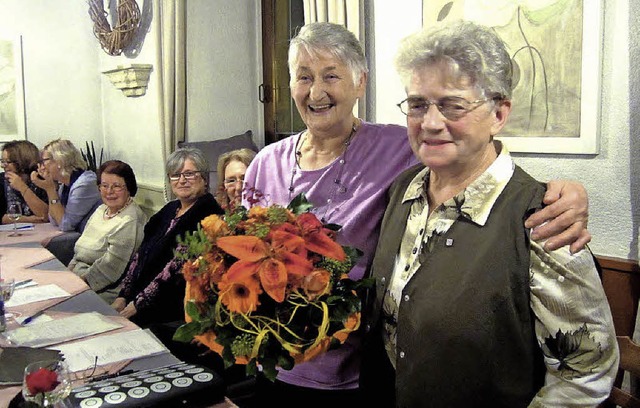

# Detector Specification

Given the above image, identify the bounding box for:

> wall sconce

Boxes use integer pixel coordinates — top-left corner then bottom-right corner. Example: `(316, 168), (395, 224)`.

(102, 64), (153, 97)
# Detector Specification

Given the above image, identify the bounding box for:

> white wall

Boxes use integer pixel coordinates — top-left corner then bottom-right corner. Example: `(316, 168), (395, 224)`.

(371, 0), (638, 261)
(96, 1), (164, 190)
(186, 0), (264, 147)
(0, 1), (263, 207)
(0, 0), (103, 150)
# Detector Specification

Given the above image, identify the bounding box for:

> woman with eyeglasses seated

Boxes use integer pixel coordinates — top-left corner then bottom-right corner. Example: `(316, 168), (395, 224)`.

(361, 21), (617, 407)
(31, 139), (102, 232)
(215, 148), (257, 208)
(68, 160), (147, 303)
(1, 140), (49, 224)
(111, 147), (223, 327)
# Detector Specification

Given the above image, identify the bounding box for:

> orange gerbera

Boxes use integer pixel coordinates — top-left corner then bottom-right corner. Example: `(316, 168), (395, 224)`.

(216, 231), (314, 302)
(303, 268), (331, 301)
(203, 251), (226, 285)
(294, 336), (332, 364)
(218, 274), (262, 314)
(248, 206), (268, 220)
(296, 212), (346, 261)
(201, 214), (229, 241)
(182, 258), (209, 303)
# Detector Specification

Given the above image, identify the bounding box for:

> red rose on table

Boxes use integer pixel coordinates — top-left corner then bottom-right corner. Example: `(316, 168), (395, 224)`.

(26, 368), (60, 394)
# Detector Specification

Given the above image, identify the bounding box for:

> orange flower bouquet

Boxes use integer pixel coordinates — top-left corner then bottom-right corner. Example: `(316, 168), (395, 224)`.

(173, 194), (369, 381)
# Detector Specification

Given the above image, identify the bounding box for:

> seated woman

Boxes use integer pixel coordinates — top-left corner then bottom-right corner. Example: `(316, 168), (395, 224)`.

(363, 21), (617, 407)
(68, 160), (147, 304)
(215, 148), (256, 208)
(1, 140), (48, 223)
(32, 139), (102, 232)
(111, 147), (224, 327)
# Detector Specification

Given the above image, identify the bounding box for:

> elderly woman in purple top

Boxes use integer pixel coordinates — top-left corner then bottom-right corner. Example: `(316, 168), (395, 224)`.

(242, 22), (591, 406)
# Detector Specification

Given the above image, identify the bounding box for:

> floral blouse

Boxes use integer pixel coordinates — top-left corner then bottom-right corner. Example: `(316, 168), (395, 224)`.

(382, 144), (618, 407)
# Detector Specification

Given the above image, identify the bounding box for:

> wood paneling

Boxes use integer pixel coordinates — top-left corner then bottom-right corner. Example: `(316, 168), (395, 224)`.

(598, 255), (640, 337)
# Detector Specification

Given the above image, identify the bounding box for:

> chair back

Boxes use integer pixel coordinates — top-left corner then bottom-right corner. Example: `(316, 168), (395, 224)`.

(601, 336), (640, 408)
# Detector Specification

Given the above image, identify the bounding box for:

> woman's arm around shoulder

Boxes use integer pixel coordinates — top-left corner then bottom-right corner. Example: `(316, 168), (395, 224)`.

(525, 180), (590, 254)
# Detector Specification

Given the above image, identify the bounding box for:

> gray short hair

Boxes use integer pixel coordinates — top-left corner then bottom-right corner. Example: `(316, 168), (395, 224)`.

(288, 22), (368, 86)
(43, 139), (87, 176)
(395, 21), (512, 99)
(166, 147), (210, 187)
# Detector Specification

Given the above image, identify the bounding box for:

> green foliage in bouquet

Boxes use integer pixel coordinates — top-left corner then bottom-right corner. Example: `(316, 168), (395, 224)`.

(173, 194), (372, 381)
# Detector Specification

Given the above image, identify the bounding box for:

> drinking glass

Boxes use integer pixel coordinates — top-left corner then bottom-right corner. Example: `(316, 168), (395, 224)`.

(1, 278), (15, 319)
(7, 203), (22, 237)
(22, 359), (72, 407)
(0, 278), (15, 303)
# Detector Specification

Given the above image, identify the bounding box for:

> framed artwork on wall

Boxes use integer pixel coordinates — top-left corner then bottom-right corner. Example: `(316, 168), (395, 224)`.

(423, 0), (602, 154)
(0, 35), (26, 142)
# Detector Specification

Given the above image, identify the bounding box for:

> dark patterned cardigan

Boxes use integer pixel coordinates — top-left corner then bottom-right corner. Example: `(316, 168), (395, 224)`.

(118, 193), (223, 327)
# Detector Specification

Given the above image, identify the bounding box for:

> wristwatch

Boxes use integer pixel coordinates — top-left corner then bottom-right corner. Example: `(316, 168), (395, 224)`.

(50, 198), (60, 204)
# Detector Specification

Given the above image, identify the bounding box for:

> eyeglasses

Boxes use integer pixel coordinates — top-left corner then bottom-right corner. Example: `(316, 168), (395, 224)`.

(223, 176), (244, 186)
(99, 183), (126, 192)
(397, 96), (498, 121)
(169, 171), (202, 181)
(40, 157), (52, 164)
(0, 159), (14, 165)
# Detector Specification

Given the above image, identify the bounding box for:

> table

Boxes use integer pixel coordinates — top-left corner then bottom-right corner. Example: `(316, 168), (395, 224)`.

(0, 223), (237, 407)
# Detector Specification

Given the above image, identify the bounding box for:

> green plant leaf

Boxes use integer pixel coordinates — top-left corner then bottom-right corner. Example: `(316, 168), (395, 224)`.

(323, 223), (341, 231)
(172, 322), (202, 342)
(261, 357), (278, 382)
(185, 300), (202, 320)
(287, 193), (314, 214)
(245, 359), (258, 377)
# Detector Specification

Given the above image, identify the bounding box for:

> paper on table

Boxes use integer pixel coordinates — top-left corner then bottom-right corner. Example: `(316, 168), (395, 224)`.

(50, 328), (170, 372)
(2, 312), (123, 348)
(0, 222), (34, 231)
(5, 283), (70, 307)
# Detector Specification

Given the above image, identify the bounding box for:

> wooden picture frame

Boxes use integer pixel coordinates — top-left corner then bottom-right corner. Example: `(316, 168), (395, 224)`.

(423, 0), (603, 154)
(0, 35), (26, 142)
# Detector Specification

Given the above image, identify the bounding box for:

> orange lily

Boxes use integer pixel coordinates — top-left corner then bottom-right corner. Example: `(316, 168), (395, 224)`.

(216, 230), (314, 302)
(296, 212), (346, 261)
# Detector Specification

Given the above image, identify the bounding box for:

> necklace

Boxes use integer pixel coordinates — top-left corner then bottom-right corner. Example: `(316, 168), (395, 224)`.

(104, 197), (132, 219)
(288, 121), (358, 223)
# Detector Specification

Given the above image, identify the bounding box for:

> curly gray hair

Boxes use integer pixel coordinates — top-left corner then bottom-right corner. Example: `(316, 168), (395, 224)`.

(288, 22), (368, 87)
(395, 21), (512, 99)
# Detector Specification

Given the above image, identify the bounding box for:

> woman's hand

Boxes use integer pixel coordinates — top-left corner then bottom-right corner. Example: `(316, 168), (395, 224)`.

(15, 214), (47, 223)
(120, 301), (137, 319)
(111, 297), (127, 312)
(5, 171), (29, 195)
(30, 168), (56, 191)
(524, 180), (590, 254)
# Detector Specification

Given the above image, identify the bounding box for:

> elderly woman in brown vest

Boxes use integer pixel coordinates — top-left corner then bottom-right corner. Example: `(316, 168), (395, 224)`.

(362, 21), (618, 408)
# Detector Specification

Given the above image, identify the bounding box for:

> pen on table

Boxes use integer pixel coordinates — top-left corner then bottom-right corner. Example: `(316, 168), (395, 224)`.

(15, 225), (33, 230)
(88, 369), (135, 382)
(14, 279), (33, 289)
(21, 310), (45, 325)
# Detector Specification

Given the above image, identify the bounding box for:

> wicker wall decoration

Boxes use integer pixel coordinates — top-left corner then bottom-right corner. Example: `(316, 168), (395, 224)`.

(88, 0), (141, 56)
